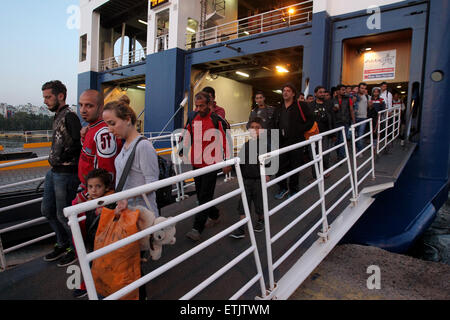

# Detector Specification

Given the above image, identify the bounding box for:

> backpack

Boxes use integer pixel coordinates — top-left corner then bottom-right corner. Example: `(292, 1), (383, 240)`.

(156, 155), (176, 209)
(117, 137), (175, 211)
(180, 111), (232, 158)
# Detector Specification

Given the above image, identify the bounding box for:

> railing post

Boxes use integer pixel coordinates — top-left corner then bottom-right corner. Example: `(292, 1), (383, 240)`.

(370, 120), (376, 180)
(349, 126), (359, 203)
(259, 155), (275, 291)
(311, 138), (329, 243)
(0, 236), (6, 272)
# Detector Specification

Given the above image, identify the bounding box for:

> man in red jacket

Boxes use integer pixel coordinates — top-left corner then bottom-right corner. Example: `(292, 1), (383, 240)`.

(183, 91), (231, 241)
(76, 89), (122, 203)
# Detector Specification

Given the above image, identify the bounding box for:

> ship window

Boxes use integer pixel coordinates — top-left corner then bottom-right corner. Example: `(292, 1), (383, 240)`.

(80, 34), (87, 62)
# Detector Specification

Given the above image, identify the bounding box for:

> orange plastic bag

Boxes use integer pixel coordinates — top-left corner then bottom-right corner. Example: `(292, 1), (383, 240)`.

(91, 207), (141, 300)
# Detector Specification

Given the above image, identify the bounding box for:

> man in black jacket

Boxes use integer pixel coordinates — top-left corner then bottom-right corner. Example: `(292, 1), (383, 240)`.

(41, 80), (82, 267)
(309, 86), (335, 173)
(274, 83), (314, 199)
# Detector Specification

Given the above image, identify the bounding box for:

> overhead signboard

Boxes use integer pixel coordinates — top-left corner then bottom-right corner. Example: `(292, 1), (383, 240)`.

(151, 0), (169, 9)
(363, 50), (396, 81)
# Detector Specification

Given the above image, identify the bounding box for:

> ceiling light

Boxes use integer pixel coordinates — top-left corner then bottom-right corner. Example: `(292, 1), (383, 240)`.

(235, 71), (249, 78)
(365, 47), (372, 51)
(243, 31), (250, 35)
(276, 66), (289, 73)
(397, 85), (402, 88)
(138, 19), (148, 25)
(186, 27), (196, 33)
(288, 8), (295, 15)
(137, 85), (146, 89)
(273, 90), (282, 94)
(401, 91), (406, 94)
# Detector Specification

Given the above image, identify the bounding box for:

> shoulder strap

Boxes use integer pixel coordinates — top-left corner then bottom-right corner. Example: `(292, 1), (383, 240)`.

(297, 101), (306, 122)
(116, 136), (146, 193)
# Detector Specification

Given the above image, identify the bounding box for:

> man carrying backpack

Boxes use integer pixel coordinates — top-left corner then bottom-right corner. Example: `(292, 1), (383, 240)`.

(309, 86), (335, 173)
(332, 84), (355, 160)
(181, 91), (232, 242)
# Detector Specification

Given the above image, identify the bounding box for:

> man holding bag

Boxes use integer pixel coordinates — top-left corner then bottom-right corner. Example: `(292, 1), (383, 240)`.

(274, 83), (315, 200)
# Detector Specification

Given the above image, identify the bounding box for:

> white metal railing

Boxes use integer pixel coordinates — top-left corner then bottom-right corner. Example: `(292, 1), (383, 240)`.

(317, 127), (357, 212)
(187, 1), (313, 48)
(0, 130), (52, 143)
(99, 47), (147, 72)
(155, 34), (169, 53)
(64, 158), (267, 300)
(377, 107), (402, 154)
(0, 156), (51, 271)
(350, 119), (376, 197)
(258, 131), (357, 293)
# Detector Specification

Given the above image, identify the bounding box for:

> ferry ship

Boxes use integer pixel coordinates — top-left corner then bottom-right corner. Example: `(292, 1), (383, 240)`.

(0, 0), (448, 300)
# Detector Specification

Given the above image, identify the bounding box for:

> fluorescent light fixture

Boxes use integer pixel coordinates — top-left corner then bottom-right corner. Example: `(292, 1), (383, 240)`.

(138, 19), (148, 25)
(276, 66), (289, 73)
(397, 85), (402, 88)
(400, 91), (406, 94)
(243, 31), (250, 35)
(186, 27), (196, 33)
(235, 71), (249, 78)
(365, 47), (372, 51)
(273, 90), (282, 94)
(137, 85), (146, 89)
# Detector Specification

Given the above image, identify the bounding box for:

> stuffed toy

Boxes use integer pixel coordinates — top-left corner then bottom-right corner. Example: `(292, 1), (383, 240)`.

(150, 216), (176, 261)
(130, 206), (176, 261)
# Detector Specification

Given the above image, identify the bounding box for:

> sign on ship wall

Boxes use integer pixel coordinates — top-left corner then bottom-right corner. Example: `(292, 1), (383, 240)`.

(363, 50), (396, 81)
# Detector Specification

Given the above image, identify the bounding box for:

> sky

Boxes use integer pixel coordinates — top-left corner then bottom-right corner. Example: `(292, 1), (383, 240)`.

(0, 0), (79, 107)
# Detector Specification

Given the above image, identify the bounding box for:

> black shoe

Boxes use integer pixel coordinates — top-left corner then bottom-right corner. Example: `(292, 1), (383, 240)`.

(230, 227), (245, 239)
(254, 220), (264, 233)
(73, 289), (88, 299)
(57, 248), (78, 267)
(43, 244), (67, 262)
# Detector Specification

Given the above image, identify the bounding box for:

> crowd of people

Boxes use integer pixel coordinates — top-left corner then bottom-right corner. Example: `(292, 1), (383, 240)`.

(39, 78), (403, 299)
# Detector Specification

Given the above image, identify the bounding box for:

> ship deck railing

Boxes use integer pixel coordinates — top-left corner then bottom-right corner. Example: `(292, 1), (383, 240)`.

(0, 114), (412, 298)
(186, 1), (313, 49)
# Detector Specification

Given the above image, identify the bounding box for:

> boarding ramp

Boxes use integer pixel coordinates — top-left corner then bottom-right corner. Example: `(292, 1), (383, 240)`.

(0, 117), (417, 299)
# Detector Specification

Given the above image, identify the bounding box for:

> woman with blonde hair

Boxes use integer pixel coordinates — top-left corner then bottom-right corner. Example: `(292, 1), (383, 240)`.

(102, 100), (159, 215)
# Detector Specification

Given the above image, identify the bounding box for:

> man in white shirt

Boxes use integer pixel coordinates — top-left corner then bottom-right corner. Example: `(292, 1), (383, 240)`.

(380, 82), (393, 109)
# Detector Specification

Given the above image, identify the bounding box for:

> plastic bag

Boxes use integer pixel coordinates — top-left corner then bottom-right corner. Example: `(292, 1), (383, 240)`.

(91, 207), (141, 300)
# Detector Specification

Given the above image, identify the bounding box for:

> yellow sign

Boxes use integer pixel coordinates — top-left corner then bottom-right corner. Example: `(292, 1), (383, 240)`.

(151, 0), (169, 9)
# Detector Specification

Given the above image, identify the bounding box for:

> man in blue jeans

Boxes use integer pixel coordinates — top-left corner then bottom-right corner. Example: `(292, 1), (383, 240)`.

(332, 84), (355, 160)
(41, 81), (81, 267)
(354, 82), (370, 153)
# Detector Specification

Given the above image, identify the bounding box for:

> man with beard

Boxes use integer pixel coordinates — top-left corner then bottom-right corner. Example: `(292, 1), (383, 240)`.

(41, 80), (81, 267)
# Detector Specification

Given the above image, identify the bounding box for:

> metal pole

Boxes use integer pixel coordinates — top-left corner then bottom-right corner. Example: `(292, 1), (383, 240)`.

(234, 162), (267, 299)
(350, 126), (359, 198)
(370, 120), (376, 179)
(0, 236), (6, 272)
(259, 155), (275, 291)
(311, 139), (329, 241)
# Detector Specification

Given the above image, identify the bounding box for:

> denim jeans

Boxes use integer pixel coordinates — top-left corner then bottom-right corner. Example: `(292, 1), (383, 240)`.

(355, 118), (368, 152)
(41, 170), (80, 248)
(336, 125), (350, 159)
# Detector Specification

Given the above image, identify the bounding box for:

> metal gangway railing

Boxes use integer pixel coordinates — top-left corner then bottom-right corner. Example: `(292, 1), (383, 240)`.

(0, 156), (50, 271)
(376, 107), (402, 154)
(350, 119), (376, 197)
(187, 1), (313, 49)
(257, 126), (358, 298)
(64, 158), (268, 300)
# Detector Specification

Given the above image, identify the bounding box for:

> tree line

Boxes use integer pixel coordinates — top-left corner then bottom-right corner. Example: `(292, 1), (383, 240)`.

(0, 112), (53, 131)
